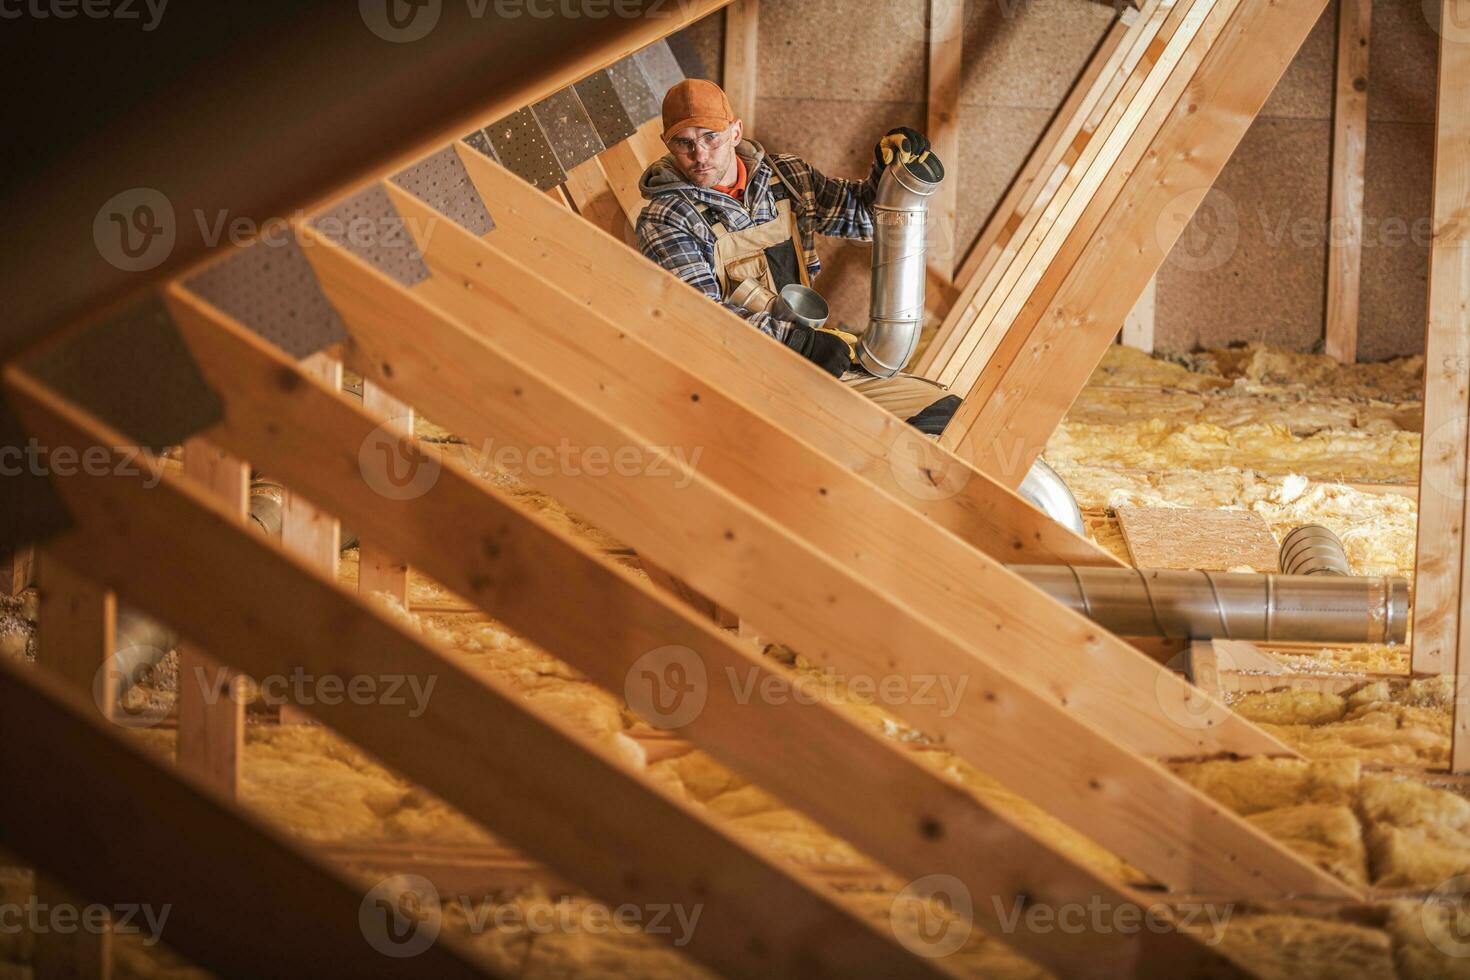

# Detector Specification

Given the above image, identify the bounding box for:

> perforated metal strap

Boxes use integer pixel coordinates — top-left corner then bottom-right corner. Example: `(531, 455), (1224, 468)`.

(634, 39), (685, 102)
(310, 184), (431, 289)
(184, 235), (348, 359)
(484, 107), (566, 189)
(531, 88), (606, 173)
(392, 145), (496, 236)
(574, 70), (637, 147)
(607, 54), (659, 125)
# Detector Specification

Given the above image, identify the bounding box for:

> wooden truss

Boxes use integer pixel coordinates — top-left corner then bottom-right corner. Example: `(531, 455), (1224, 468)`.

(917, 0), (1331, 487)
(1, 1), (1384, 975)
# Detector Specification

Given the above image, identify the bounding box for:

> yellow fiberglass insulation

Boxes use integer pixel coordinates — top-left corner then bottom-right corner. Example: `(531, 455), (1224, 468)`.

(13, 343), (1470, 978)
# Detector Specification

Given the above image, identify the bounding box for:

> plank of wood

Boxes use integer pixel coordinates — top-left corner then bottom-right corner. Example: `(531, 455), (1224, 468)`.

(1325, 0), (1371, 365)
(166, 284), (1250, 978)
(937, 0), (1224, 402)
(926, 0), (963, 280)
(299, 203), (1358, 902)
(1117, 506), (1280, 572)
(1414, 0), (1470, 680)
(1437, 0), (1470, 773)
(386, 181), (1291, 764)
(941, 0), (1331, 487)
(595, 134), (652, 227)
(561, 157), (632, 241)
(0, 544), (34, 595)
(723, 0), (760, 131)
(917, 8), (1158, 379)
(6, 361), (947, 979)
(34, 552), (115, 980)
(176, 439), (247, 796)
(280, 353), (342, 726)
(358, 380), (412, 607)
(0, 656), (487, 980)
(1122, 274), (1157, 352)
(454, 142), (1121, 569)
(12, 0), (738, 369)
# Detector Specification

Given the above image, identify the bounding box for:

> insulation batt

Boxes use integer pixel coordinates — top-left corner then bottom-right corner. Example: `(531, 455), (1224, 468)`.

(11, 344), (1470, 978)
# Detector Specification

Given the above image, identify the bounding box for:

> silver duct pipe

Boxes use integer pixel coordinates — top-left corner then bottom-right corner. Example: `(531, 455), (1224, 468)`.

(1018, 458), (1086, 536)
(1280, 524), (1350, 577)
(858, 155), (945, 378)
(1010, 565), (1408, 645)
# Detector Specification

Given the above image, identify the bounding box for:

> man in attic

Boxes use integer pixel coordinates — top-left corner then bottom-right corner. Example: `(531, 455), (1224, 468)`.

(636, 78), (963, 436)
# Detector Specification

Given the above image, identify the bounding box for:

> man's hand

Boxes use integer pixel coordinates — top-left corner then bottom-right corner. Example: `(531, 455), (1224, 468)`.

(783, 325), (851, 378)
(875, 127), (932, 169)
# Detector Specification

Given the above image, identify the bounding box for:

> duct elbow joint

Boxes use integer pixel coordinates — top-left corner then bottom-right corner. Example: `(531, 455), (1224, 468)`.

(858, 154), (945, 378)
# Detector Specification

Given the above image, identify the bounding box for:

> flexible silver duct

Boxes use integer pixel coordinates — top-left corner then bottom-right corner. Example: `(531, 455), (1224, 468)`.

(858, 154), (945, 378)
(1018, 458), (1086, 535)
(1280, 524), (1351, 577)
(1009, 565), (1408, 645)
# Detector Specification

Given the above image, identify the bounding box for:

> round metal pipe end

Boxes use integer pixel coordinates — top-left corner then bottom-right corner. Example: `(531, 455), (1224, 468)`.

(1280, 524), (1350, 577)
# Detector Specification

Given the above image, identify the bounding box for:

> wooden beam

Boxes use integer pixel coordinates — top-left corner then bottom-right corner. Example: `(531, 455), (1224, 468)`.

(916, 14), (1136, 375)
(33, 551), (115, 980)
(723, 0), (760, 132)
(1416, 0), (1470, 700)
(0, 544), (34, 595)
(4, 364), (941, 979)
(176, 439), (247, 794)
(0, 656), (487, 980)
(7, 0), (736, 361)
(1325, 0), (1372, 364)
(299, 200), (1355, 900)
(940, 0), (1331, 487)
(357, 381), (412, 608)
(595, 134), (654, 229)
(561, 158), (632, 241)
(166, 284), (1250, 978)
(1121, 275), (1157, 353)
(926, 0), (963, 281)
(454, 144), (1120, 570)
(935, 0), (1213, 401)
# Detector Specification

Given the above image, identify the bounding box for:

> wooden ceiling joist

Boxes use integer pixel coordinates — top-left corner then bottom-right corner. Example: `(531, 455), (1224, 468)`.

(161, 284), (1247, 979)
(0, 657), (488, 980)
(263, 155), (1359, 906)
(929, 0), (1331, 486)
(5, 366), (935, 980)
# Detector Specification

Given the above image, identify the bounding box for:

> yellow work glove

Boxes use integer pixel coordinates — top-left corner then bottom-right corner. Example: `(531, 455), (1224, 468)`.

(876, 126), (933, 169)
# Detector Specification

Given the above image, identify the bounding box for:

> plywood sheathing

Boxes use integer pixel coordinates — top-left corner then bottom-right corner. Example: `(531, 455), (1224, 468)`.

(1157, 0), (1437, 361)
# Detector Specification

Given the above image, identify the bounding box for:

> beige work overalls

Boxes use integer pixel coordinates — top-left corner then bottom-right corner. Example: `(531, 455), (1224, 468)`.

(706, 168), (949, 422)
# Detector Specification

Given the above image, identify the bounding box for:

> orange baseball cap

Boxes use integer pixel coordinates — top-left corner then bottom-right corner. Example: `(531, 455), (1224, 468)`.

(660, 79), (736, 142)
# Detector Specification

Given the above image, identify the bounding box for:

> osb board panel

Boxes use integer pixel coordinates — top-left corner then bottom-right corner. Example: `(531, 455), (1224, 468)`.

(1156, 117), (1331, 356)
(1116, 507), (1280, 572)
(1258, 2), (1335, 121)
(1368, 0), (1438, 125)
(1359, 120), (1433, 362)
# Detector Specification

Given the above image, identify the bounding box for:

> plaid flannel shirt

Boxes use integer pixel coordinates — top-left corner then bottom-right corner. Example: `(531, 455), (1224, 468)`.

(635, 139), (879, 343)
